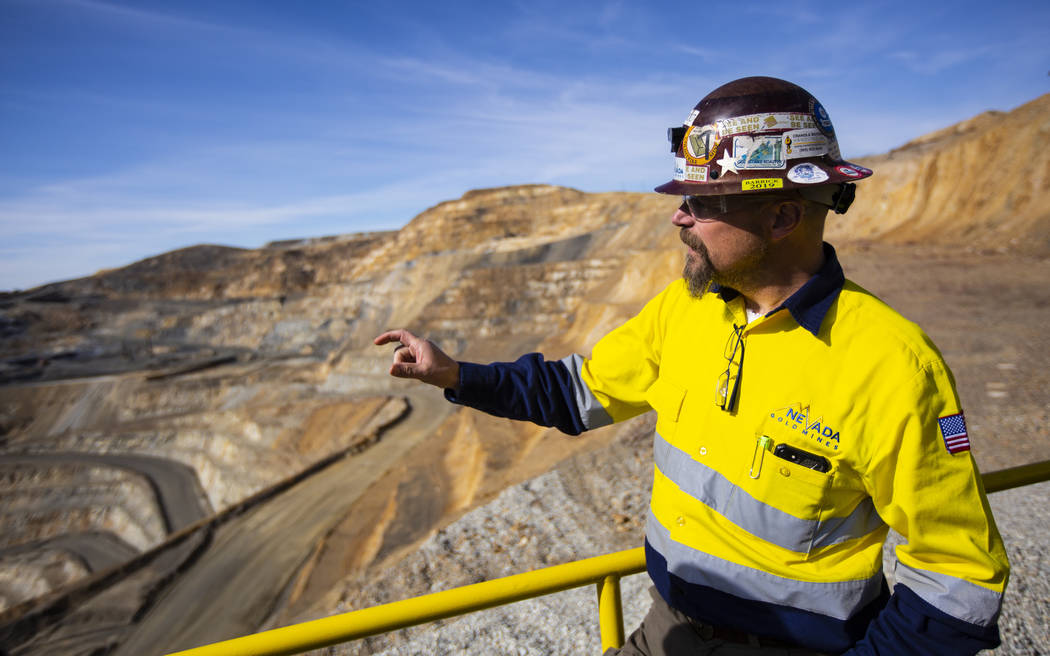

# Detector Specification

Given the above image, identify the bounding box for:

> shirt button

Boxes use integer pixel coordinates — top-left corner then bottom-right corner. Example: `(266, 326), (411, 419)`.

(698, 447), (708, 456)
(779, 467), (791, 477)
(676, 516), (686, 526)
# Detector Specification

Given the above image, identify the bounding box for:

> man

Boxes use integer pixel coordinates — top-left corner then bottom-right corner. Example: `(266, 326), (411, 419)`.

(374, 77), (1009, 655)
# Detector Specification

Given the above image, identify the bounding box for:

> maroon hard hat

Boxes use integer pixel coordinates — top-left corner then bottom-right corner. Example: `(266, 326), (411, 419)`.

(655, 76), (872, 209)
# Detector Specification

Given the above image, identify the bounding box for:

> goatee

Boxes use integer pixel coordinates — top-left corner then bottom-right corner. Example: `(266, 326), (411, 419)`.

(681, 228), (714, 299)
(680, 227), (771, 298)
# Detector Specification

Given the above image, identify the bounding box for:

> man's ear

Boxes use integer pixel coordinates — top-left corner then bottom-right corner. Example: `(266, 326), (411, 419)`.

(770, 199), (804, 241)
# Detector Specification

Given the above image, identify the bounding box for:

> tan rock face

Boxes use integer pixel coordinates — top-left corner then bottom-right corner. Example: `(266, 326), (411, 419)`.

(830, 93), (1050, 253)
(0, 94), (1047, 655)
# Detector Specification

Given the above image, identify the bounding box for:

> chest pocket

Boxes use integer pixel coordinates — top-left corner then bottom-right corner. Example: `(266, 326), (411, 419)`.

(645, 378), (686, 441)
(729, 434), (836, 555)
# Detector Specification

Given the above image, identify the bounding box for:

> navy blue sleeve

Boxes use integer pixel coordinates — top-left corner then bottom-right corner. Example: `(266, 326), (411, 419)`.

(443, 354), (587, 435)
(843, 584), (1001, 656)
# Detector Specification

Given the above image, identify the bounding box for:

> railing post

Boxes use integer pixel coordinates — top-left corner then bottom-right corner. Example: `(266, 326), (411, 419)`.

(596, 574), (624, 653)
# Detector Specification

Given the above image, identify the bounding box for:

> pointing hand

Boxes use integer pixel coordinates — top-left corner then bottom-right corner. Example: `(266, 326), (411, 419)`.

(374, 329), (460, 390)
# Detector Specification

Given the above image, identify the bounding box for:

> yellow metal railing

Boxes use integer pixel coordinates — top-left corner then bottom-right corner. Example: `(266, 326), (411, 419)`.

(168, 459), (1050, 656)
(982, 458), (1050, 493)
(168, 547), (645, 656)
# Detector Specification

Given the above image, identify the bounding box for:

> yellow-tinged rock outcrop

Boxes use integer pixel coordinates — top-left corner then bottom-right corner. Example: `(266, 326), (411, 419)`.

(831, 93), (1050, 252)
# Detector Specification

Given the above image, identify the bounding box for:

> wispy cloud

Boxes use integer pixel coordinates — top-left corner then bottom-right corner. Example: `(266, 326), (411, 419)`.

(888, 45), (994, 75)
(673, 45), (720, 61)
(58, 0), (235, 34)
(3, 1), (1048, 290)
(0, 177), (459, 289)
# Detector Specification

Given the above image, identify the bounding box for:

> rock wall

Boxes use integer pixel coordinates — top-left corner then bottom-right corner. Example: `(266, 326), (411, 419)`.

(830, 93), (1050, 253)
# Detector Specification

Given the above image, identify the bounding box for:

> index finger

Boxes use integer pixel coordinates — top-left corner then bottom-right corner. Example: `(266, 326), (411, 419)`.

(374, 329), (417, 346)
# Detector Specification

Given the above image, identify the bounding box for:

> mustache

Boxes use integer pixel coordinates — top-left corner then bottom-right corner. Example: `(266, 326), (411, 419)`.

(680, 227), (705, 253)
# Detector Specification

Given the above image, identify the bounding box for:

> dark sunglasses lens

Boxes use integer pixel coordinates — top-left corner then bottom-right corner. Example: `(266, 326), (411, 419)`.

(684, 196), (699, 216)
(685, 196), (719, 218)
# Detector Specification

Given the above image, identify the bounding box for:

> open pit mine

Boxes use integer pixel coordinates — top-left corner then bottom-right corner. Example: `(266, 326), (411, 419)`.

(1, 94), (1048, 655)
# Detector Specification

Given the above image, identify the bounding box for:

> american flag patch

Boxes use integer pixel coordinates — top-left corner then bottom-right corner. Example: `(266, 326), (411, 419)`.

(938, 413), (970, 454)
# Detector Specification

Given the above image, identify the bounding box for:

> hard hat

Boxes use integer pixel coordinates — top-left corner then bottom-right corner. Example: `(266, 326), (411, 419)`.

(655, 76), (872, 213)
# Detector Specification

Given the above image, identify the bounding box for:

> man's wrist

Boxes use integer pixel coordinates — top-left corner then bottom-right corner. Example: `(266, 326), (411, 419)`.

(442, 361), (461, 391)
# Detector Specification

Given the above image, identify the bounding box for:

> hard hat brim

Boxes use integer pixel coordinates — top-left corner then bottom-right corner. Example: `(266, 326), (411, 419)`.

(655, 159), (872, 196)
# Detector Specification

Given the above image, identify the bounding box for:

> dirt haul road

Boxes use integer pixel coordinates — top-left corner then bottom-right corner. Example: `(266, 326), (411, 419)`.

(115, 383), (453, 655)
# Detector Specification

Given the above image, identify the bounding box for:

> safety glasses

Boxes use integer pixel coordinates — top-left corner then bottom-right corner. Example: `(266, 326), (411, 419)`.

(681, 194), (785, 221)
(715, 324), (746, 412)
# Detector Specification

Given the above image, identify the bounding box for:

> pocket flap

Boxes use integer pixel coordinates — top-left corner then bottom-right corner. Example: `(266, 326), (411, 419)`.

(644, 378), (686, 422)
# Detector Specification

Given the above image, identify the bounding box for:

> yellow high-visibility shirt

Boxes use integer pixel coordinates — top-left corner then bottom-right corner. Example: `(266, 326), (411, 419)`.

(569, 266), (1008, 648)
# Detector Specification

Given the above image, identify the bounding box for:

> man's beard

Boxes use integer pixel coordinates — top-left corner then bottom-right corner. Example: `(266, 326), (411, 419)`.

(680, 228), (769, 299)
(681, 230), (715, 299)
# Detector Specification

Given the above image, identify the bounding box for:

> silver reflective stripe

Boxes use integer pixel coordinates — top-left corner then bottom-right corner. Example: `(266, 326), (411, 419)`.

(560, 354), (613, 430)
(894, 560), (1003, 626)
(647, 514), (885, 619)
(813, 497), (883, 549)
(654, 432), (884, 553)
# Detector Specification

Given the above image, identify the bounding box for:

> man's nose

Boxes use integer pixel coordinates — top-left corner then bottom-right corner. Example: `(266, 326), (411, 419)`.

(672, 202), (694, 227)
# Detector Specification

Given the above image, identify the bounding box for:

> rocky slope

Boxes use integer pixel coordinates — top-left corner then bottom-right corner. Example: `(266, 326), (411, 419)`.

(829, 93), (1050, 253)
(0, 93), (1047, 655)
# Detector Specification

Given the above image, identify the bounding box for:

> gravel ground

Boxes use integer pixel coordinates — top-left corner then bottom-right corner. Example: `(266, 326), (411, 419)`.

(318, 450), (1048, 656)
(981, 481), (1050, 654)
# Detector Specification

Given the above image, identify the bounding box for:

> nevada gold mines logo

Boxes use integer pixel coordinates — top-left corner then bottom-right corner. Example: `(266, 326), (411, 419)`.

(769, 403), (841, 450)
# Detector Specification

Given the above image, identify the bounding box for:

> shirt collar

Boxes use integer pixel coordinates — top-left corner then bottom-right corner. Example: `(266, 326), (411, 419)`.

(711, 242), (845, 337)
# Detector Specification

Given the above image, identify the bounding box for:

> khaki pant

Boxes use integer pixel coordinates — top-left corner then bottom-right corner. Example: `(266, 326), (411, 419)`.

(604, 588), (829, 656)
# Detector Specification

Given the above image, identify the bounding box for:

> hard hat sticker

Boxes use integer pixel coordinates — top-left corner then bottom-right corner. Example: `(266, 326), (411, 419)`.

(685, 108), (700, 125)
(733, 136), (785, 170)
(685, 164), (708, 182)
(812, 102), (835, 136)
(717, 112), (815, 137)
(783, 128), (828, 159)
(835, 165), (869, 178)
(684, 124), (720, 165)
(743, 178), (784, 191)
(716, 145), (740, 176)
(673, 157), (687, 181)
(674, 158), (709, 182)
(787, 163), (829, 184)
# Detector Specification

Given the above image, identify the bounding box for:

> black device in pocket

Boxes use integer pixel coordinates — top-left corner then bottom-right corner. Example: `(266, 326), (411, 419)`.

(773, 443), (831, 473)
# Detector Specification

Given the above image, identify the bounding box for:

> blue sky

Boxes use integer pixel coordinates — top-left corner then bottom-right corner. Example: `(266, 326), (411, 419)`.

(2, 0), (1048, 291)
